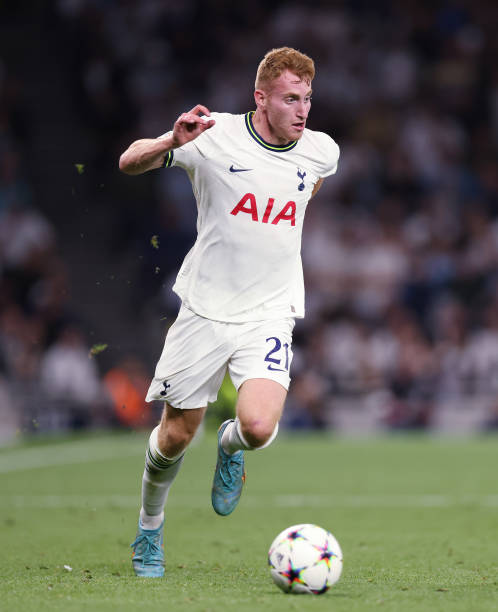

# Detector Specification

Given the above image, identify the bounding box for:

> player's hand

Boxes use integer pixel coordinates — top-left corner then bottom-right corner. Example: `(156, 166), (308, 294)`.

(171, 104), (215, 147)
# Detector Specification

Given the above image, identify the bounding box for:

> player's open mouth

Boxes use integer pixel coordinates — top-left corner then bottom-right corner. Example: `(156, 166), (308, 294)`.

(293, 122), (305, 130)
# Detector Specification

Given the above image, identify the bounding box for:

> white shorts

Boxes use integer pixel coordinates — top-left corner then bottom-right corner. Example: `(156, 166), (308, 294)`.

(146, 304), (295, 409)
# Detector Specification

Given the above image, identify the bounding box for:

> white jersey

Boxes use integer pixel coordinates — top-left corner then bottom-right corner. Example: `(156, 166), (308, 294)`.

(161, 111), (339, 323)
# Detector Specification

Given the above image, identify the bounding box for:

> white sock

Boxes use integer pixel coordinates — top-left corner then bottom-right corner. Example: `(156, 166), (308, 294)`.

(139, 425), (184, 530)
(221, 418), (279, 454)
(140, 508), (164, 531)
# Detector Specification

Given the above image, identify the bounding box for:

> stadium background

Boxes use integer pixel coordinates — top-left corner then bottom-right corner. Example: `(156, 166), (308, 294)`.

(1, 0), (498, 441)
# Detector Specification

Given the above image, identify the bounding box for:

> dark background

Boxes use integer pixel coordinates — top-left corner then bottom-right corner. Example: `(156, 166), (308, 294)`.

(1, 0), (498, 438)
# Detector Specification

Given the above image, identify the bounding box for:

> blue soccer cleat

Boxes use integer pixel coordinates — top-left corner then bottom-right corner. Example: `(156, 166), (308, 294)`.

(131, 521), (165, 577)
(211, 419), (246, 516)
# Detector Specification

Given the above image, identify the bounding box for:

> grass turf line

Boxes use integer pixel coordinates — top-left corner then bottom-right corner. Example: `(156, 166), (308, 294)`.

(0, 432), (497, 612)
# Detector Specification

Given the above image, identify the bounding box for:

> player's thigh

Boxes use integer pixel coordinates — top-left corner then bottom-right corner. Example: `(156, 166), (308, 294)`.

(228, 316), (294, 395)
(229, 317), (294, 431)
(146, 304), (229, 409)
(236, 378), (287, 432)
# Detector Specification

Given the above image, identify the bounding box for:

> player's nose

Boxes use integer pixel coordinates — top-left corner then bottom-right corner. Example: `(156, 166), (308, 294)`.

(296, 102), (308, 118)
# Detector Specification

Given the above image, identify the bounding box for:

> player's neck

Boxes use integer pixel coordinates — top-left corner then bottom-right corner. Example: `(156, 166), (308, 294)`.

(252, 109), (292, 146)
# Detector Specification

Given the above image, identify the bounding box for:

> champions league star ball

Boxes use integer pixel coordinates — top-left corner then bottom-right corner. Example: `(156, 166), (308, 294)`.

(268, 524), (343, 595)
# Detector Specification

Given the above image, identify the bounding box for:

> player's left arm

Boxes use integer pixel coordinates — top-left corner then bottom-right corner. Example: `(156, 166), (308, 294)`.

(310, 178), (324, 200)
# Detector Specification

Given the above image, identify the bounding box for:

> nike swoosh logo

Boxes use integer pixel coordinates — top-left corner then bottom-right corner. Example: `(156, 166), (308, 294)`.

(267, 365), (287, 372)
(230, 165), (253, 173)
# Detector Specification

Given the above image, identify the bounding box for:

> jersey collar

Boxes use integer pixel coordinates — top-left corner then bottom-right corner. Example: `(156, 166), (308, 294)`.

(245, 111), (298, 152)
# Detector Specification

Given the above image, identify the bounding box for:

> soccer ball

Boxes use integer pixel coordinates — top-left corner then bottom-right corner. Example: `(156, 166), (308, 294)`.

(268, 523), (343, 595)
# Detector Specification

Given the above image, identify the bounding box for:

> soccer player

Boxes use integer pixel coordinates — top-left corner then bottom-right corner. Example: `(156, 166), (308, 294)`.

(119, 47), (339, 577)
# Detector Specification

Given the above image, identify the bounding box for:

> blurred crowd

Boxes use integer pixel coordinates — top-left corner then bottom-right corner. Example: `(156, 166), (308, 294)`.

(2, 0), (498, 439)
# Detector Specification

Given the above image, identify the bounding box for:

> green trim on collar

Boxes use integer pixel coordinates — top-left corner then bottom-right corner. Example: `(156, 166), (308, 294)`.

(245, 112), (297, 152)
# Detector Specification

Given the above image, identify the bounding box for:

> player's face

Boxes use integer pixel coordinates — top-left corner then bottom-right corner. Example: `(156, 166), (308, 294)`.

(261, 70), (312, 143)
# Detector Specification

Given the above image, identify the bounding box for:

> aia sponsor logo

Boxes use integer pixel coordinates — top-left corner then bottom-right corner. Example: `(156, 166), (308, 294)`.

(230, 193), (296, 226)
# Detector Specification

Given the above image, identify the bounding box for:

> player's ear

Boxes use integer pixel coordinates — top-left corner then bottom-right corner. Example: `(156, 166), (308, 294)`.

(254, 89), (266, 109)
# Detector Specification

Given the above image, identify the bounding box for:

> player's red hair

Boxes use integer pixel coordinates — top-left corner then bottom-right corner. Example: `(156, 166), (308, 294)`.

(255, 47), (315, 90)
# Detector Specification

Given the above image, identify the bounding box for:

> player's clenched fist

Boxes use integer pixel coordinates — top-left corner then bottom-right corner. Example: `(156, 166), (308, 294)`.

(118, 103), (215, 175)
(171, 105), (216, 147)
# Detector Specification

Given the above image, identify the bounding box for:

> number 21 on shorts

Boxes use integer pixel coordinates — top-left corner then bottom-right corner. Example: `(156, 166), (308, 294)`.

(264, 336), (291, 372)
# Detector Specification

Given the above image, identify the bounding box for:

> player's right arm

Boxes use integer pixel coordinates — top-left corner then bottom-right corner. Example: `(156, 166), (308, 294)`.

(119, 104), (215, 175)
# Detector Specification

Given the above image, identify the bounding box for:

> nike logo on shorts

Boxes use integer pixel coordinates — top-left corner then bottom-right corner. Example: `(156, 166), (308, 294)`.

(230, 165), (252, 173)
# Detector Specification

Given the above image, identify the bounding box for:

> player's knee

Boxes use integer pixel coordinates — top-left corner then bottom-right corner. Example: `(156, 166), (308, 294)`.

(240, 419), (278, 449)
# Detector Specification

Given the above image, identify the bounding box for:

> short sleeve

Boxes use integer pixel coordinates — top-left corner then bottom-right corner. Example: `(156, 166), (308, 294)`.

(157, 114), (221, 171)
(317, 132), (340, 178)
(157, 130), (202, 171)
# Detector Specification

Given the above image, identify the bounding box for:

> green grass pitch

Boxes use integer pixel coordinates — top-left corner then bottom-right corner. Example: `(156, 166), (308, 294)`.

(0, 430), (497, 611)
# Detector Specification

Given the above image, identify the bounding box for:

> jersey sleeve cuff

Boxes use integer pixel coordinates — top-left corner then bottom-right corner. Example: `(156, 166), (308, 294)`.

(162, 150), (174, 168)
